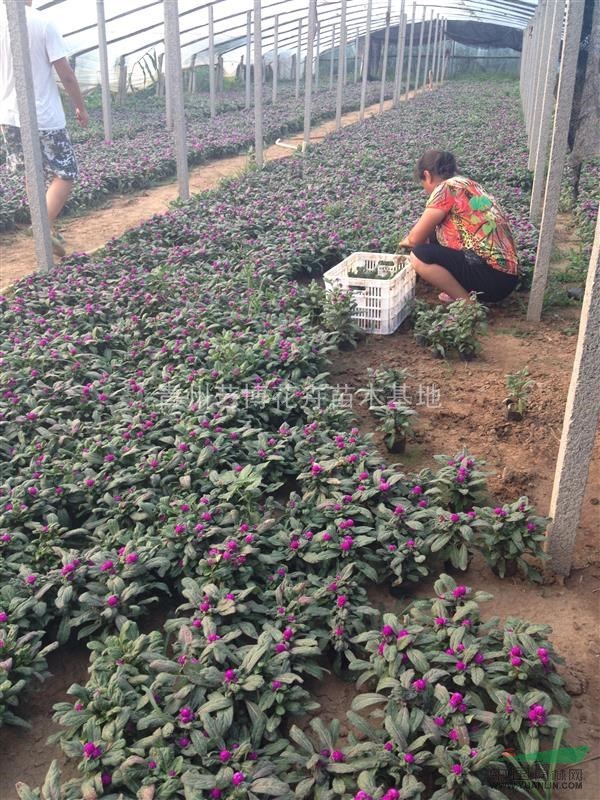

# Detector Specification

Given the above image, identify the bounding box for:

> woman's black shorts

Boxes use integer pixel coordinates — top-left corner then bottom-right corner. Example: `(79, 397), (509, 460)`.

(411, 243), (518, 303)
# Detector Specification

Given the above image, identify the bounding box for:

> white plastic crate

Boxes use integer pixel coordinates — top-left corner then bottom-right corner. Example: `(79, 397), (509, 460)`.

(323, 252), (416, 335)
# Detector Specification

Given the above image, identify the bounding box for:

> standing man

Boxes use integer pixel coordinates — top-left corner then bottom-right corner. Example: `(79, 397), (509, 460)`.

(0, 0), (89, 256)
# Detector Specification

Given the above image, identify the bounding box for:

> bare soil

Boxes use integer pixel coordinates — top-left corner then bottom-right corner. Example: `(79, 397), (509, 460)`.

(0, 94), (598, 800)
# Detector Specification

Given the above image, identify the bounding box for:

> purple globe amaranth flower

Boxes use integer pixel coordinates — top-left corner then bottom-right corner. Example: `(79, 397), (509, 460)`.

(148, 760), (157, 770)
(450, 513), (460, 523)
(452, 585), (468, 598)
(223, 668), (237, 683)
(510, 645), (522, 656)
(434, 616), (448, 627)
(452, 764), (463, 775)
(232, 772), (246, 786)
(82, 742), (103, 759)
(434, 716), (446, 726)
(125, 552), (138, 564)
(354, 792), (373, 800)
(382, 624), (394, 637)
(456, 661), (467, 672)
(336, 594), (347, 608)
(411, 485), (423, 495)
(179, 706), (195, 723)
(384, 741), (393, 751)
(404, 752), (415, 764)
(449, 728), (459, 741)
(379, 481), (390, 492)
(528, 704), (547, 727)
(210, 791), (222, 799)
(383, 790), (400, 800)
(511, 656), (523, 667)
(449, 692), (464, 709)
(331, 750), (345, 762)
(101, 773), (112, 786)
(271, 680), (282, 690)
(494, 507), (507, 517)
(311, 463), (323, 475)
(412, 678), (427, 692)
(106, 594), (119, 607)
(219, 748), (231, 762)
(178, 737), (190, 748)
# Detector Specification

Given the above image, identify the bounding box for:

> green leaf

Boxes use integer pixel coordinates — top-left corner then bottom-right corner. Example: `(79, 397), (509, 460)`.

(251, 776), (292, 795)
(351, 693), (387, 711)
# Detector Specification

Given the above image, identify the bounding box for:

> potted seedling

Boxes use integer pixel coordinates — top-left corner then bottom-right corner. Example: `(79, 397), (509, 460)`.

(372, 400), (417, 454)
(504, 367), (534, 421)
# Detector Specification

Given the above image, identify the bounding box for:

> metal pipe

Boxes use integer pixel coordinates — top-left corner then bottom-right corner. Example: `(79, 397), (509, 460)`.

(379, 0), (392, 112)
(405, 1), (416, 100)
(414, 5), (426, 95)
(303, 0), (317, 150)
(96, 0), (113, 142)
(208, 4), (216, 118)
(336, 0), (347, 130)
(272, 14), (279, 102)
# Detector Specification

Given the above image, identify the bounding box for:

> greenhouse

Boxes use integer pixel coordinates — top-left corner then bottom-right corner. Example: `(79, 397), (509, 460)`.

(0, 0), (599, 798)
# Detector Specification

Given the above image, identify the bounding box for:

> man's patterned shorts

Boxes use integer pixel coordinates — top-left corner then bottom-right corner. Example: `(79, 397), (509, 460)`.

(1, 124), (79, 180)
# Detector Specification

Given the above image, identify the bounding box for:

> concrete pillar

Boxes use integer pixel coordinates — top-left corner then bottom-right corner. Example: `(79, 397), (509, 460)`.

(5, 0), (53, 270)
(441, 22), (450, 83)
(359, 0), (373, 121)
(547, 215), (600, 575)
(422, 8), (434, 90)
(335, 0), (347, 131)
(272, 15), (279, 103)
(528, 0), (550, 168)
(303, 0), (317, 150)
(296, 19), (302, 98)
(392, 4), (406, 108)
(164, 0), (188, 201)
(157, 52), (164, 98)
(414, 6), (426, 95)
(96, 0), (113, 142)
(330, 25), (336, 90)
(436, 19), (445, 83)
(431, 14), (440, 87)
(526, 0), (587, 324)
(117, 55), (127, 106)
(379, 1), (392, 113)
(253, 0), (263, 166)
(208, 5), (216, 118)
(246, 12), (252, 109)
(405, 2), (416, 100)
(315, 20), (321, 91)
(529, 0), (565, 223)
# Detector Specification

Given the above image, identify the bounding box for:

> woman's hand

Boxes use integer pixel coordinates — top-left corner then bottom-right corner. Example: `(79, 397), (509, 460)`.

(398, 237), (412, 250)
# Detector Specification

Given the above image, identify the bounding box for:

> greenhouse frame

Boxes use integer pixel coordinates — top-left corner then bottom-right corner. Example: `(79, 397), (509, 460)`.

(0, 0), (599, 797)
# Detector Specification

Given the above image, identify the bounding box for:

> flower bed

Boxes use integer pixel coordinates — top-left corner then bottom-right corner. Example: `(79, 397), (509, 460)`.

(0, 83), (394, 232)
(1, 81), (571, 799)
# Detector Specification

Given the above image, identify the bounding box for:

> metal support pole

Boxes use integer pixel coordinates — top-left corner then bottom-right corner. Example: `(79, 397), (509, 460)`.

(546, 216), (600, 575)
(392, 3), (406, 108)
(359, 0), (373, 121)
(336, 0), (347, 130)
(330, 25), (336, 90)
(354, 31), (360, 83)
(296, 19), (302, 98)
(272, 14), (279, 103)
(208, 5), (216, 118)
(527, 0), (587, 323)
(303, 0), (317, 150)
(422, 8), (434, 91)
(5, 0), (53, 270)
(163, 0), (188, 201)
(246, 11), (252, 109)
(379, 1), (391, 112)
(405, 2), (416, 100)
(253, 0), (263, 166)
(529, 0), (565, 223)
(431, 14), (440, 87)
(415, 6), (426, 95)
(96, 0), (113, 142)
(188, 54), (196, 93)
(529, 0), (550, 167)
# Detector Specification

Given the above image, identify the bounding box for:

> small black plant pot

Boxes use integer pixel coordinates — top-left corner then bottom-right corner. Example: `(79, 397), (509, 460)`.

(386, 435), (406, 454)
(506, 403), (523, 422)
(458, 350), (476, 362)
(415, 334), (428, 347)
(490, 560), (518, 578)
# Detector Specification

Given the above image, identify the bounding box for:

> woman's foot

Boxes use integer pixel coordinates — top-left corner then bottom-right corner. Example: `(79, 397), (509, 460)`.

(438, 292), (455, 303)
(51, 234), (66, 257)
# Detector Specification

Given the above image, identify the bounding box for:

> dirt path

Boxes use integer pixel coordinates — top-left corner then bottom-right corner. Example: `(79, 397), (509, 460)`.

(0, 95), (417, 293)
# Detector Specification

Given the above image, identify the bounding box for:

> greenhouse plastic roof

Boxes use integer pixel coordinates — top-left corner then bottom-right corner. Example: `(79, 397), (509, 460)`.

(32, 0), (538, 89)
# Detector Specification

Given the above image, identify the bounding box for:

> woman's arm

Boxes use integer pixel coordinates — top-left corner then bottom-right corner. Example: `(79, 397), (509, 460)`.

(399, 207), (447, 249)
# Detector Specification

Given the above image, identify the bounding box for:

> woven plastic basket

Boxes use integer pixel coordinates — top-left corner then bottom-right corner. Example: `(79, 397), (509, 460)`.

(323, 252), (416, 335)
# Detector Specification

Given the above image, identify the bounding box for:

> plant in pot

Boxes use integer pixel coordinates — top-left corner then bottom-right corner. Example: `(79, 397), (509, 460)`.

(322, 287), (365, 350)
(504, 367), (534, 421)
(473, 497), (549, 581)
(371, 401), (417, 454)
(448, 296), (488, 361)
(356, 366), (411, 410)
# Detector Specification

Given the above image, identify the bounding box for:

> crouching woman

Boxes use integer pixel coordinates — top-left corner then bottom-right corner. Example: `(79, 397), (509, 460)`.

(399, 150), (519, 303)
